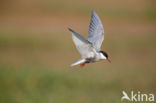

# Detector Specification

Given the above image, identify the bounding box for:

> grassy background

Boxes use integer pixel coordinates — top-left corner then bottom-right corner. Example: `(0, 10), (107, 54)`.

(0, 0), (156, 103)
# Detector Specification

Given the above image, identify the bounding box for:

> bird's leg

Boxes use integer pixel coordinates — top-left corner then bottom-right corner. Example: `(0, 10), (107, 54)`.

(80, 63), (86, 67)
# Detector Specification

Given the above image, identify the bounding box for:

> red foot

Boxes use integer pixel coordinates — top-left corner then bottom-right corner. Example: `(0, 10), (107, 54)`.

(80, 63), (86, 67)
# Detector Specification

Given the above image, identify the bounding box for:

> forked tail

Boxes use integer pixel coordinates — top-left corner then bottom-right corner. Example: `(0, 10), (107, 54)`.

(71, 59), (86, 67)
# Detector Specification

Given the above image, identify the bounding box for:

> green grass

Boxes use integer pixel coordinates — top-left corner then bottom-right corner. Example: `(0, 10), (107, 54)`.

(0, 62), (155, 103)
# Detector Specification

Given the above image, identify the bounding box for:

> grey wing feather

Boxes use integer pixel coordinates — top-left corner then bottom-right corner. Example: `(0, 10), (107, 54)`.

(68, 28), (95, 58)
(88, 10), (104, 51)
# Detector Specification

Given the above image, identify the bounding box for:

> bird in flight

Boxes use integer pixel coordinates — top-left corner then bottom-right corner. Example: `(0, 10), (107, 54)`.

(68, 10), (111, 67)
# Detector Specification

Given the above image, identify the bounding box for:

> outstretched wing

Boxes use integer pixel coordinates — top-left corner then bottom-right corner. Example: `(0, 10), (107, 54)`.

(88, 10), (104, 51)
(68, 28), (95, 58)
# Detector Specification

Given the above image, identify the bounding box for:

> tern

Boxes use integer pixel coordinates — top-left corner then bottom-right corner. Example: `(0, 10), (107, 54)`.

(68, 10), (111, 67)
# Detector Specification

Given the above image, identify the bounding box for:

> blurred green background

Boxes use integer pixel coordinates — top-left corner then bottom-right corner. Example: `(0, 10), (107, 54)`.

(0, 0), (156, 103)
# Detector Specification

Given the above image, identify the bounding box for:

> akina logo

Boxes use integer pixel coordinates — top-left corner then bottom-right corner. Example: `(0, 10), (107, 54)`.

(121, 91), (154, 102)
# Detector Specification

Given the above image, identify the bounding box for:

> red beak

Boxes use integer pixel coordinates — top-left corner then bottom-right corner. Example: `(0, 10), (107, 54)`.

(106, 58), (111, 63)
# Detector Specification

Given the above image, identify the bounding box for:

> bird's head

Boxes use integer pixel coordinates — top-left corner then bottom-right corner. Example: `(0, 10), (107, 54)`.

(99, 51), (111, 63)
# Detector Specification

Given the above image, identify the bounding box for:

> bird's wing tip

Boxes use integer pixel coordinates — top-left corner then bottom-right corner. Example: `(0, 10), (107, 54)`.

(67, 27), (72, 32)
(92, 10), (95, 13)
(92, 10), (97, 14)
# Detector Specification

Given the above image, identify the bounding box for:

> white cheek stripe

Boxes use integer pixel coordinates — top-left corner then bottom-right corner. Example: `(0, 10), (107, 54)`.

(100, 53), (106, 59)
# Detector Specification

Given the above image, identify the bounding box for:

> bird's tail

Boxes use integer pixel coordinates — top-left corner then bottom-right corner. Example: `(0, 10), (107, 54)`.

(71, 59), (86, 67)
